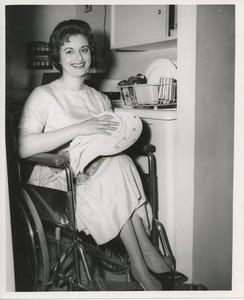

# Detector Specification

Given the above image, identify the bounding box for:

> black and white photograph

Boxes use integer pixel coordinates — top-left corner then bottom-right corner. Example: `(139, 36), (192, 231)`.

(1, 0), (244, 299)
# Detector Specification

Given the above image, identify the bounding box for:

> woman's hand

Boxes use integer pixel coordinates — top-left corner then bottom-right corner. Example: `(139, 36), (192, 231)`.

(78, 115), (120, 136)
(18, 115), (120, 158)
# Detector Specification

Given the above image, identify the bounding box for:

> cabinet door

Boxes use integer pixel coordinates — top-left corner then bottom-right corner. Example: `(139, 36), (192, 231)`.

(111, 5), (169, 49)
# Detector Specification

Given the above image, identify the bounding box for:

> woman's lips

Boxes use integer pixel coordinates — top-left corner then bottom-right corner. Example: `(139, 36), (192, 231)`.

(72, 62), (86, 69)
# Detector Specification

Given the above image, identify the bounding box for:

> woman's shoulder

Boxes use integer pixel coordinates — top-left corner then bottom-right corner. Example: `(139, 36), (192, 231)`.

(25, 81), (61, 110)
(34, 80), (59, 93)
(28, 80), (63, 103)
(29, 83), (52, 97)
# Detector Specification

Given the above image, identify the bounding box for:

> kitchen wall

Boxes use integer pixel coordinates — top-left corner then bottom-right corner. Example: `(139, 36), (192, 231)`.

(193, 5), (234, 289)
(175, 5), (235, 290)
(6, 4), (177, 101)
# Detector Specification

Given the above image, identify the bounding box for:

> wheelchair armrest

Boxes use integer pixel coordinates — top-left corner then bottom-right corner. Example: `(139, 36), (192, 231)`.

(24, 153), (69, 167)
(23, 144), (155, 167)
(141, 144), (156, 154)
(125, 143), (156, 157)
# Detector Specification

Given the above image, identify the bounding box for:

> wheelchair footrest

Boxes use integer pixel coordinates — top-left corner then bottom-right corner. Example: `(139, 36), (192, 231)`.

(92, 277), (143, 291)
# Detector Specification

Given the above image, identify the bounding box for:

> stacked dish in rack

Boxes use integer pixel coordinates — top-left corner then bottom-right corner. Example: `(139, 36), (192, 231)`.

(118, 58), (177, 109)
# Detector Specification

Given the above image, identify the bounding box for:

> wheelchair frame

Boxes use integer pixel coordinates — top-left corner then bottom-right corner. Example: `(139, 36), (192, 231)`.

(6, 110), (176, 292)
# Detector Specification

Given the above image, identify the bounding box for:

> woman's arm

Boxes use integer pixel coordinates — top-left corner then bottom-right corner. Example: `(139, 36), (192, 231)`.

(18, 115), (119, 159)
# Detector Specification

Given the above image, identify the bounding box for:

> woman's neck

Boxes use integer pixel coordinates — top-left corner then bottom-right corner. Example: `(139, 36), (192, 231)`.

(59, 74), (85, 91)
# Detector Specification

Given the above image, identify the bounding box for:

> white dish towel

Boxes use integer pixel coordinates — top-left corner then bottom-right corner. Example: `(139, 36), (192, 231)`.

(69, 111), (143, 175)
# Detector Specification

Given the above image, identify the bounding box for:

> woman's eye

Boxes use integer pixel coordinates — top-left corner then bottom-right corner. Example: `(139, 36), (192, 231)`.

(82, 47), (89, 53)
(65, 50), (74, 54)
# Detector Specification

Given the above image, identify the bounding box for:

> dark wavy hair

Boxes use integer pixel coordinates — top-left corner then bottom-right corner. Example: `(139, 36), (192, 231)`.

(49, 19), (99, 72)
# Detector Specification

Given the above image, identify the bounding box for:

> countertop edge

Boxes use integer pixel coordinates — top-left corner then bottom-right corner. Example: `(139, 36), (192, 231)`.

(114, 107), (177, 121)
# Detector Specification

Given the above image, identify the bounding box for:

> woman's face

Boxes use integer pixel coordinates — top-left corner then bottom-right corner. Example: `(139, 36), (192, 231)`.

(59, 34), (91, 78)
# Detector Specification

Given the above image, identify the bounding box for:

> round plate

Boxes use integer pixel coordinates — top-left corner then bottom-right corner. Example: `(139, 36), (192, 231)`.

(145, 59), (177, 84)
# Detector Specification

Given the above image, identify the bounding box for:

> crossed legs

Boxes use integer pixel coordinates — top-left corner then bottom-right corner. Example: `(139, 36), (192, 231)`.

(119, 213), (171, 290)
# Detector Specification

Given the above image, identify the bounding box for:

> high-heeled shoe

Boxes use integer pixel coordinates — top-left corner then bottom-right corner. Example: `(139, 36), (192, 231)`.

(148, 268), (188, 285)
(129, 265), (162, 291)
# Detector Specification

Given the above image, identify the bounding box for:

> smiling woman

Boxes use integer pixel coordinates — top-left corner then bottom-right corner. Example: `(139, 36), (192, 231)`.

(17, 19), (188, 291)
(49, 19), (99, 74)
(59, 35), (91, 80)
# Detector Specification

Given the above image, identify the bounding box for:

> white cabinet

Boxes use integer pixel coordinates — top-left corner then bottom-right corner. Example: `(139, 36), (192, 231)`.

(111, 5), (176, 50)
(115, 108), (177, 251)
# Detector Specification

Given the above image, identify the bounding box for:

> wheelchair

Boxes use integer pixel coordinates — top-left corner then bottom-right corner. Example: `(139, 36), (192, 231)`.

(6, 103), (177, 292)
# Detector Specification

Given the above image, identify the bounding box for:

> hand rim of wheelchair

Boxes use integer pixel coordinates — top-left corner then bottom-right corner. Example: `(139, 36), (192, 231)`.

(11, 190), (50, 291)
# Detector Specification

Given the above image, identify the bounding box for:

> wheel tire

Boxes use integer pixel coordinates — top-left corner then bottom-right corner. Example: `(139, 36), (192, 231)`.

(11, 188), (50, 291)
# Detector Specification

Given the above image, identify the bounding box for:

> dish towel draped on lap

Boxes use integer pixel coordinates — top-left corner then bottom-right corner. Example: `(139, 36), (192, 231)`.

(69, 111), (143, 175)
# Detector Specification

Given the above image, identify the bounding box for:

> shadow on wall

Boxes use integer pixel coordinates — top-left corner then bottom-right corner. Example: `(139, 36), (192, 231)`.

(6, 6), (43, 99)
(91, 30), (117, 78)
(6, 5), (78, 99)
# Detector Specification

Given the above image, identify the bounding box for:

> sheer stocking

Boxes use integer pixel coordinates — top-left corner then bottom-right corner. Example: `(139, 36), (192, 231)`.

(119, 218), (161, 290)
(131, 213), (171, 273)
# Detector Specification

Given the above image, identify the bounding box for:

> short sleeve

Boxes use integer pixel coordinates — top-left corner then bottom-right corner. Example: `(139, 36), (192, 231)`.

(100, 92), (113, 112)
(18, 87), (49, 132)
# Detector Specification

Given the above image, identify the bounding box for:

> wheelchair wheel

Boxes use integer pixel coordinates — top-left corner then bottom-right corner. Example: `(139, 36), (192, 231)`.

(11, 189), (50, 291)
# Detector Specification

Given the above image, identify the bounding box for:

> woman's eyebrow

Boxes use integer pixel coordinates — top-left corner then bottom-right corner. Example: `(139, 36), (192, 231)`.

(63, 45), (89, 51)
(63, 46), (73, 51)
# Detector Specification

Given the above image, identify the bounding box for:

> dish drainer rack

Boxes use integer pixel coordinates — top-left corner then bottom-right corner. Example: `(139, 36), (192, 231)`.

(118, 79), (177, 109)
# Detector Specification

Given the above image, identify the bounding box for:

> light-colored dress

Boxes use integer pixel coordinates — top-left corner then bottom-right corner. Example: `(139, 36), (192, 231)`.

(19, 79), (153, 245)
